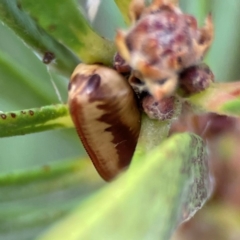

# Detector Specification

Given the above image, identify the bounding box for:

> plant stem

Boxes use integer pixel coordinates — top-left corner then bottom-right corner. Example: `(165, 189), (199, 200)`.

(0, 104), (73, 137)
(132, 114), (171, 163)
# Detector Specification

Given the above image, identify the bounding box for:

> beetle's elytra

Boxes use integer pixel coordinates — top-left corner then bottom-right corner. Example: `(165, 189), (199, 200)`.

(68, 64), (141, 181)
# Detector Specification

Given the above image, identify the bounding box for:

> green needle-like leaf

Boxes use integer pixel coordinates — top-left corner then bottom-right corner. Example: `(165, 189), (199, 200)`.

(39, 133), (210, 240)
(0, 0), (80, 75)
(0, 104), (73, 137)
(115, 0), (131, 25)
(0, 158), (105, 240)
(20, 0), (116, 65)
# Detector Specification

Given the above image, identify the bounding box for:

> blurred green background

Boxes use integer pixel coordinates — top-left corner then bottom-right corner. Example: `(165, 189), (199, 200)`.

(0, 1), (240, 240)
(0, 0), (240, 173)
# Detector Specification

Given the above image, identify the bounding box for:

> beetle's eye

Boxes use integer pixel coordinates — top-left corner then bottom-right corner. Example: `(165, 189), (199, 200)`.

(157, 78), (168, 85)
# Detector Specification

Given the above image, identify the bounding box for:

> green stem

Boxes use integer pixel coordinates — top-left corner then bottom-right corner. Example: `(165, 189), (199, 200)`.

(132, 114), (171, 164)
(133, 95), (182, 161)
(0, 104), (73, 137)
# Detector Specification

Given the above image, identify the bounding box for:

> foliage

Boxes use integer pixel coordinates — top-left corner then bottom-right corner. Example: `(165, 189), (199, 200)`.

(0, 0), (240, 240)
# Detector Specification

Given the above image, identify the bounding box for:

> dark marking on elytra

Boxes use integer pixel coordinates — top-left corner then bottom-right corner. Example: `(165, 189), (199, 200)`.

(10, 113), (16, 118)
(69, 96), (112, 181)
(21, 111), (26, 114)
(1, 114), (7, 119)
(69, 96), (106, 173)
(87, 81), (139, 169)
(81, 74), (101, 95)
(71, 74), (89, 92)
(97, 101), (138, 169)
(29, 110), (34, 116)
(69, 73), (140, 181)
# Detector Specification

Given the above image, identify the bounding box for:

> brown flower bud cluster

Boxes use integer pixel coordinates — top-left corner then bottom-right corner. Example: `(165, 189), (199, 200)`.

(113, 0), (215, 120)
(115, 0), (214, 101)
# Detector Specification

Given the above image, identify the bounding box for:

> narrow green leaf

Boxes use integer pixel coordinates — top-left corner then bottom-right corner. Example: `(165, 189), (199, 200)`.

(0, 158), (89, 186)
(0, 0), (80, 75)
(0, 159), (104, 240)
(115, 0), (131, 25)
(0, 104), (73, 137)
(187, 82), (240, 117)
(20, 0), (116, 65)
(39, 133), (210, 240)
(0, 49), (60, 105)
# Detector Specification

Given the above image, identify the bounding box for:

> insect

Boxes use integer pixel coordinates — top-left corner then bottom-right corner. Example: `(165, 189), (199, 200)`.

(68, 64), (141, 181)
(115, 0), (214, 101)
(68, 0), (214, 181)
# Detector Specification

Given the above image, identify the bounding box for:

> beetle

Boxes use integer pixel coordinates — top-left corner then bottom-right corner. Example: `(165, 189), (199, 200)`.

(68, 64), (141, 181)
(68, 0), (214, 181)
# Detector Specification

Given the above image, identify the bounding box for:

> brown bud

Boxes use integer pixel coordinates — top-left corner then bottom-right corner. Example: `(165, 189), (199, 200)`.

(142, 95), (181, 121)
(68, 64), (141, 181)
(179, 63), (214, 94)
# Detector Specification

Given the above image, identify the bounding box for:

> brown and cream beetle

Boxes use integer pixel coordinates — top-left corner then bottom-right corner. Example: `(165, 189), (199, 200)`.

(68, 0), (214, 181)
(68, 64), (141, 181)
(116, 0), (214, 101)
